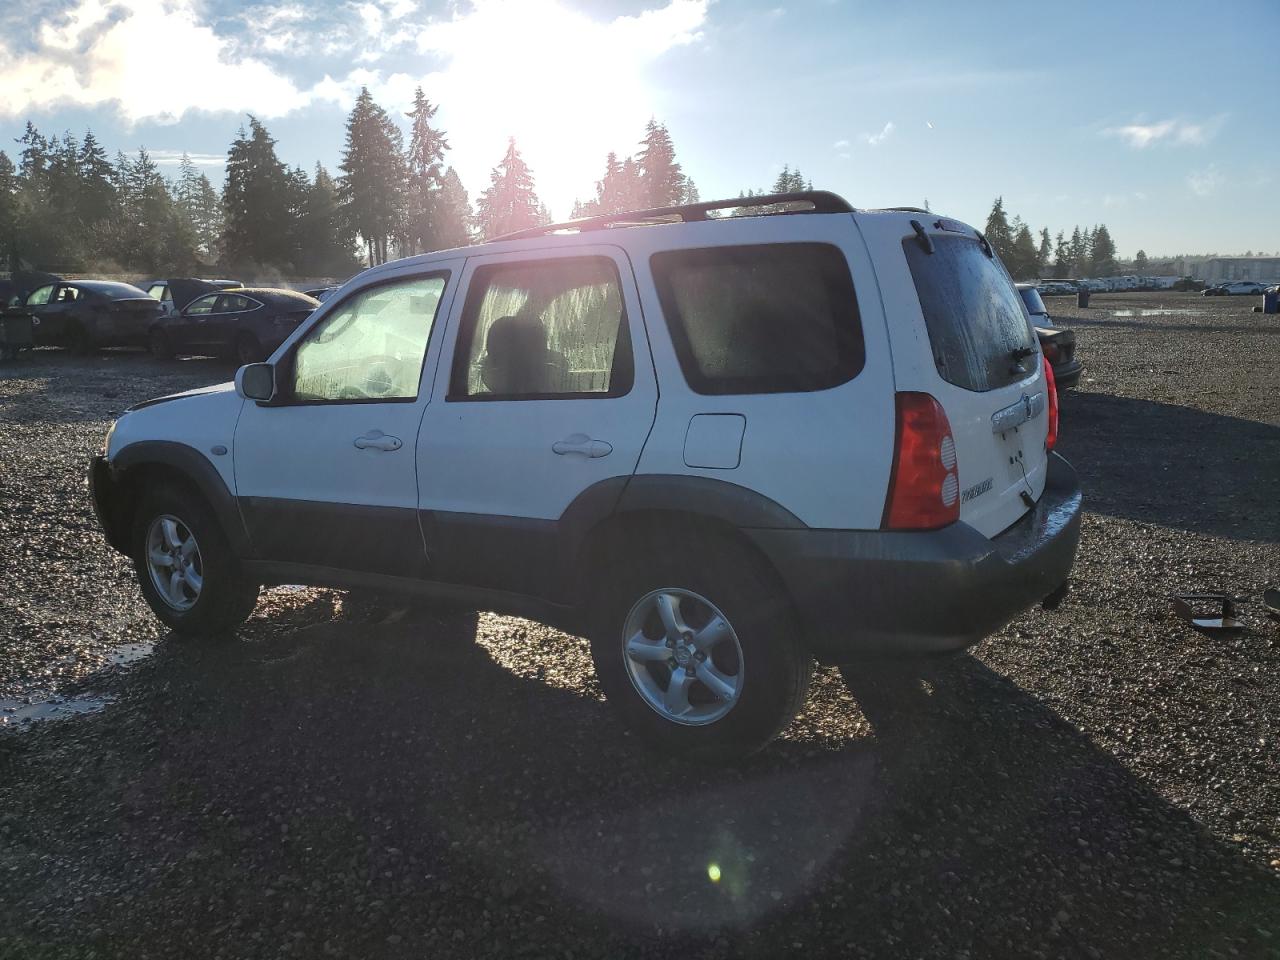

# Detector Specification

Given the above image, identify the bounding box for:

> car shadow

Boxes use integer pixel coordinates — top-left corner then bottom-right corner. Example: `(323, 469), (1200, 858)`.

(1058, 391), (1280, 543)
(2, 609), (1275, 958)
(1061, 316), (1280, 336)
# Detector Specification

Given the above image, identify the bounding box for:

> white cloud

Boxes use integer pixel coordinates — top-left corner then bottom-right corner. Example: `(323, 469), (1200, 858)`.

(862, 121), (894, 146)
(0, 0), (309, 123)
(1103, 116), (1224, 148)
(1187, 165), (1223, 197)
(148, 149), (226, 166)
(832, 138), (849, 149)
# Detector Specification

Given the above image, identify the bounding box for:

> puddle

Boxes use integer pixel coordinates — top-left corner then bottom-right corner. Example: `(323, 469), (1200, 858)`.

(0, 640), (154, 731)
(1, 695), (114, 728)
(107, 642), (155, 666)
(1110, 309), (1199, 317)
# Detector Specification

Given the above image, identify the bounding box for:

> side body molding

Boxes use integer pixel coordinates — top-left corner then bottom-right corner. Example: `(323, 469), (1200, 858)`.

(105, 441), (251, 556)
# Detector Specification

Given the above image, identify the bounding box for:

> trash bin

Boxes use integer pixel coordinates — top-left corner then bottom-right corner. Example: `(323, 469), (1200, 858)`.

(1264, 286), (1279, 315)
(1076, 286), (1090, 308)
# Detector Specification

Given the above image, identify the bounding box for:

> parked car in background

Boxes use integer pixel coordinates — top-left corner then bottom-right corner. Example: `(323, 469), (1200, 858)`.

(1017, 283), (1083, 389)
(145, 278), (242, 317)
(1172, 277), (1207, 292)
(25, 280), (163, 353)
(1204, 281), (1266, 296)
(148, 287), (320, 363)
(1036, 279), (1078, 296)
(91, 191), (1082, 759)
(302, 285), (341, 303)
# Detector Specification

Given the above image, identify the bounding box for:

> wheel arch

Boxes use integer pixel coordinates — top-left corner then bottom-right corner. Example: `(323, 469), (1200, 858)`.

(103, 441), (250, 557)
(566, 474), (807, 614)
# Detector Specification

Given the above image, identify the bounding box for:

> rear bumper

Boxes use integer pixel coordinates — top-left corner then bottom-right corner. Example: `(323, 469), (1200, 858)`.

(1052, 358), (1084, 389)
(748, 453), (1083, 663)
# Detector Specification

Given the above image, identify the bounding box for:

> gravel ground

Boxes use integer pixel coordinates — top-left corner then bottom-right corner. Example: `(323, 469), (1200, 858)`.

(1, 291), (1277, 959)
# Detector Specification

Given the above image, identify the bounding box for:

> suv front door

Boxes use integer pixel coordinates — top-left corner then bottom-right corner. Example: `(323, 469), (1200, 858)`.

(233, 266), (459, 577)
(417, 247), (658, 601)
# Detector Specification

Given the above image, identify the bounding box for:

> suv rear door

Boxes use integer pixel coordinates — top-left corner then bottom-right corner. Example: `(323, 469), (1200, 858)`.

(858, 214), (1049, 538)
(416, 246), (657, 601)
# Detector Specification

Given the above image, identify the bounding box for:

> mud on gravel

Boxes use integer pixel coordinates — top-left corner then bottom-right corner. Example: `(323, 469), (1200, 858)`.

(1, 292), (1277, 959)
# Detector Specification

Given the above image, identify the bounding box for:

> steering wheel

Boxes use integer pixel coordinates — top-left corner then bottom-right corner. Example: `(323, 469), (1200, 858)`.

(361, 355), (405, 398)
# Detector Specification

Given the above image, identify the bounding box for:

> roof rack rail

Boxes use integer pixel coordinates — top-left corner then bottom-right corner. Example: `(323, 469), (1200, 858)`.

(880, 206), (930, 214)
(494, 190), (854, 242)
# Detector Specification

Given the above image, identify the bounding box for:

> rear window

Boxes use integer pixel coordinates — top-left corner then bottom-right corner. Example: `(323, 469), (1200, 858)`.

(650, 243), (863, 395)
(903, 234), (1037, 392)
(1018, 286), (1047, 316)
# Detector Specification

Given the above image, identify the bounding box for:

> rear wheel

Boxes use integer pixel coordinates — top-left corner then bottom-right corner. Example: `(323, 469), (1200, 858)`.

(132, 484), (259, 636)
(589, 533), (812, 761)
(234, 332), (262, 365)
(148, 327), (173, 359)
(66, 324), (93, 355)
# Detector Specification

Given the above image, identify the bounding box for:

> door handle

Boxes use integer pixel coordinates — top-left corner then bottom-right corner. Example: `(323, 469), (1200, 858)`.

(354, 430), (402, 452)
(552, 434), (612, 458)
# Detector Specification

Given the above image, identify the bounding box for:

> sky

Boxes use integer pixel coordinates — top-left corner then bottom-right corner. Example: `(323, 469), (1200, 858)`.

(1, 0), (1276, 257)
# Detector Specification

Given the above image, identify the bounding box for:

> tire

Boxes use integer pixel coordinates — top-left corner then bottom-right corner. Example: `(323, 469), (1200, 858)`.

(234, 332), (262, 365)
(66, 324), (93, 355)
(131, 484), (259, 636)
(588, 531), (813, 762)
(148, 327), (174, 360)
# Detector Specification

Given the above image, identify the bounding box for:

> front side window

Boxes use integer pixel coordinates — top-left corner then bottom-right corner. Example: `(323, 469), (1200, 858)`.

(291, 274), (447, 402)
(27, 285), (54, 306)
(217, 294), (255, 313)
(186, 295), (218, 316)
(651, 243), (864, 395)
(903, 234), (1037, 392)
(450, 257), (632, 400)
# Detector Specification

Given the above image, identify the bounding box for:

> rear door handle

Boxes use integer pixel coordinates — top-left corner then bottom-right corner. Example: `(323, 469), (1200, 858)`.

(354, 430), (402, 452)
(552, 434), (612, 458)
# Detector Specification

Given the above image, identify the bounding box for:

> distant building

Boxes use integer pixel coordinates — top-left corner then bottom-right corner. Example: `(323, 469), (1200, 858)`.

(1183, 256), (1280, 283)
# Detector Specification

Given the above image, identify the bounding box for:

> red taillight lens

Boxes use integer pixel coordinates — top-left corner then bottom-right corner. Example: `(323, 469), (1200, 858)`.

(1044, 359), (1059, 451)
(882, 392), (960, 530)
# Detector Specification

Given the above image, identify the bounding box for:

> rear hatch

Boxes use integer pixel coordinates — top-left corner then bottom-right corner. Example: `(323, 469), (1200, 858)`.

(883, 216), (1050, 538)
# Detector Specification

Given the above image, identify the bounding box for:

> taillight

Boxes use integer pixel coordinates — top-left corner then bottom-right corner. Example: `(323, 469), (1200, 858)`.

(882, 392), (960, 530)
(1044, 359), (1059, 451)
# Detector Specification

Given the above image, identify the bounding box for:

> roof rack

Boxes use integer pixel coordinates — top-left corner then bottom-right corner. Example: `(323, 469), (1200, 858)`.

(494, 190), (854, 242)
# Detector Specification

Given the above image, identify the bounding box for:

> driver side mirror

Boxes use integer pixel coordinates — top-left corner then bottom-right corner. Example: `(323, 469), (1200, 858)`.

(236, 362), (276, 402)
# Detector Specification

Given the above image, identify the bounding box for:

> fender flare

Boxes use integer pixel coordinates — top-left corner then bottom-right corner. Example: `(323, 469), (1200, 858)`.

(109, 440), (251, 556)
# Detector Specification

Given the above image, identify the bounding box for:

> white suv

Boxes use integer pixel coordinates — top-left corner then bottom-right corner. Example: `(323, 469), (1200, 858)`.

(91, 192), (1082, 759)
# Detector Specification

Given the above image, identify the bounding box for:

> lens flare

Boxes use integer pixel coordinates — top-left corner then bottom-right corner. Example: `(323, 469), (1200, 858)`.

(707, 863), (722, 883)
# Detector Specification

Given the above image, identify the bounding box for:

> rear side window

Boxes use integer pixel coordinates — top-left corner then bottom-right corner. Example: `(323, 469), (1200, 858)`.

(650, 243), (863, 395)
(449, 257), (632, 400)
(903, 235), (1037, 392)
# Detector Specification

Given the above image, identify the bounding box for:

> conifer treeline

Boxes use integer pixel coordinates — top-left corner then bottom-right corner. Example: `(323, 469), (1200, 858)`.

(984, 196), (1119, 280)
(0, 87), (699, 278)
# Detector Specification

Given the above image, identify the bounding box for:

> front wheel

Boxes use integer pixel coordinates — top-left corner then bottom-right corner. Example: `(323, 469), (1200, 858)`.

(132, 485), (259, 636)
(589, 535), (812, 762)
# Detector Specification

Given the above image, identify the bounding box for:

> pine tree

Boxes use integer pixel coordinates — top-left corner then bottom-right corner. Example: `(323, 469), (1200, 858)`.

(771, 165), (810, 194)
(1010, 224), (1039, 280)
(474, 138), (544, 240)
(434, 167), (473, 249)
(1037, 228), (1052, 276)
(223, 117), (297, 271)
(338, 87), (408, 266)
(298, 164), (357, 276)
(1068, 226), (1086, 276)
(405, 87), (450, 254)
(984, 197), (1013, 264)
(0, 151), (18, 270)
(77, 130), (117, 230)
(1134, 249), (1148, 275)
(636, 119), (683, 208)
(1090, 224), (1117, 277)
(1053, 230), (1070, 276)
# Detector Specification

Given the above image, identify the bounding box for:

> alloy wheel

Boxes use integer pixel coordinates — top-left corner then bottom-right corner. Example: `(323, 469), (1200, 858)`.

(145, 514), (204, 612)
(620, 588), (744, 726)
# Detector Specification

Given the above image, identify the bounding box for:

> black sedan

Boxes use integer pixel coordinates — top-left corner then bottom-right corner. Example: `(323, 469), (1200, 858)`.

(25, 280), (163, 353)
(149, 287), (320, 364)
(1017, 284), (1084, 389)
